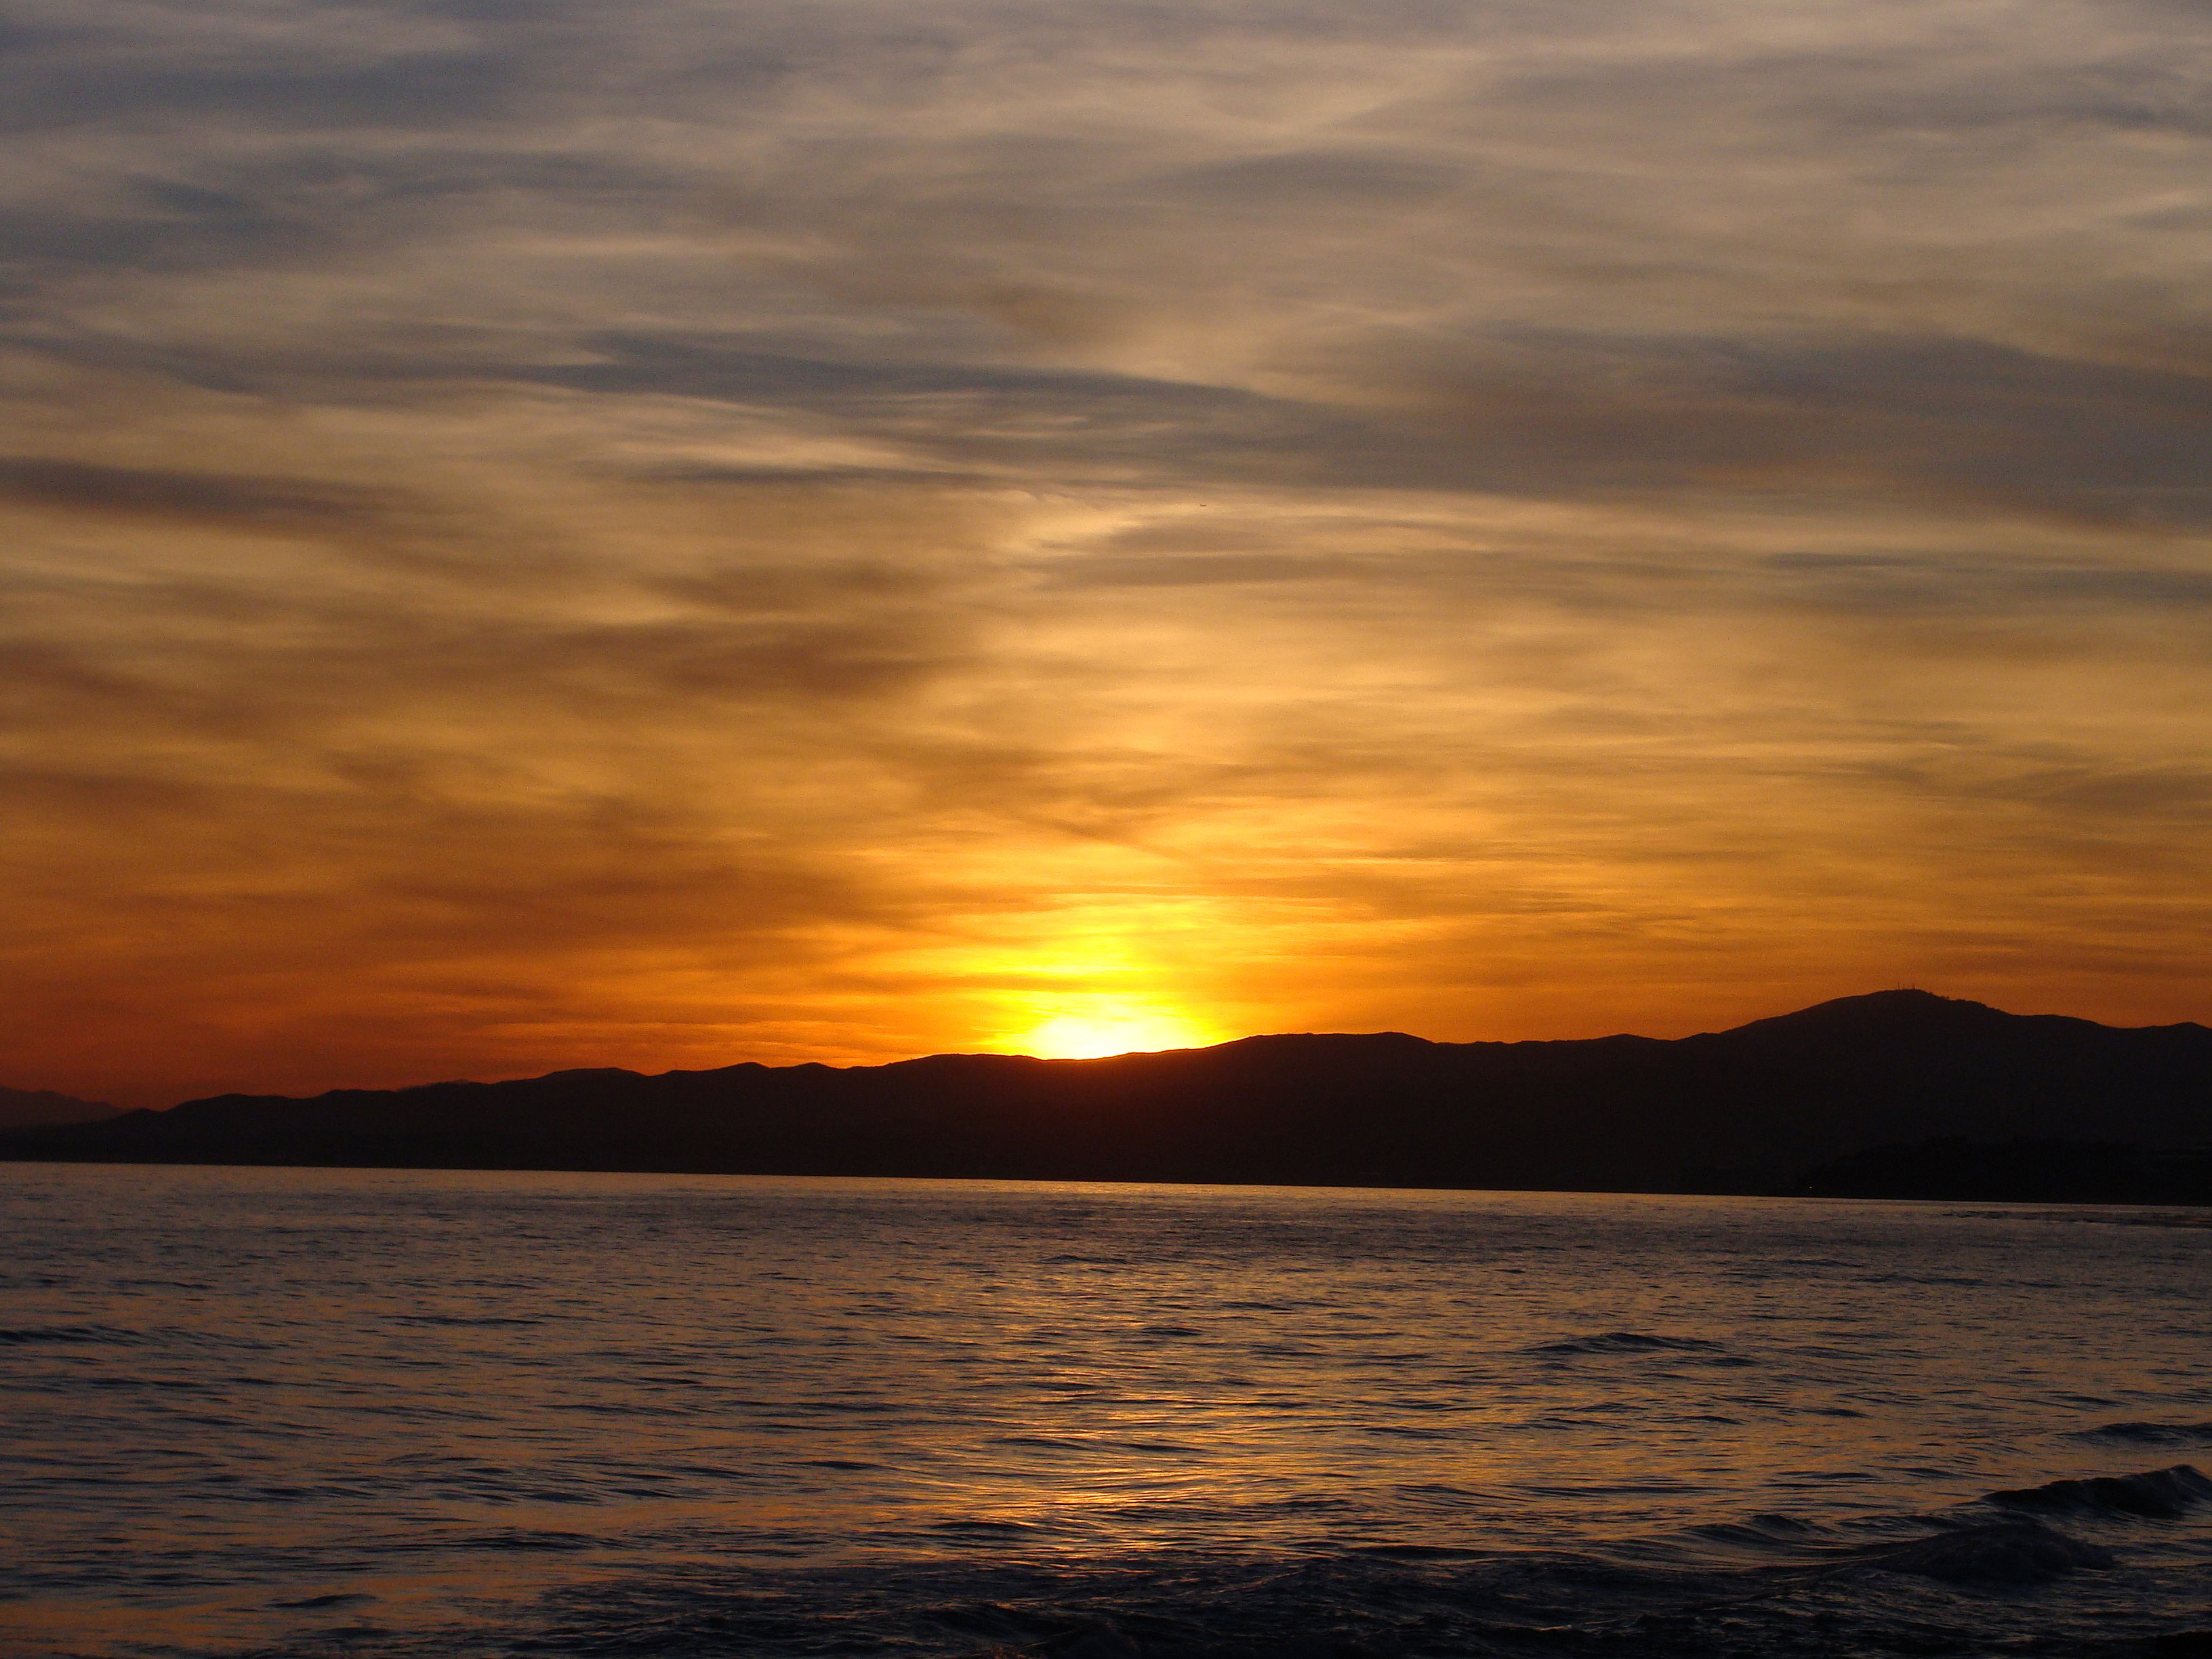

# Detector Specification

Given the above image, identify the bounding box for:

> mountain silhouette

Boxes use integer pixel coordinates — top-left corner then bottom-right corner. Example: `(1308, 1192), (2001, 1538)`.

(5, 991), (2208, 1196)
(0, 1087), (119, 1132)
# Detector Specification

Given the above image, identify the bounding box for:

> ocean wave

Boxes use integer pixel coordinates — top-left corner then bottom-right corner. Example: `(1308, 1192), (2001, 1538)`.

(14, 1173), (2212, 1659)
(374, 1465), (2212, 1659)
(456, 1529), (600, 1552)
(1847, 1519), (2115, 1584)
(386, 1313), (547, 1327)
(1526, 1332), (1728, 1356)
(1986, 1465), (2212, 1519)
(2072, 1422), (2212, 1448)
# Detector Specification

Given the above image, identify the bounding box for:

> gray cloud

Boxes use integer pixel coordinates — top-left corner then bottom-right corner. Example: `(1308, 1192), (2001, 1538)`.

(0, 456), (395, 526)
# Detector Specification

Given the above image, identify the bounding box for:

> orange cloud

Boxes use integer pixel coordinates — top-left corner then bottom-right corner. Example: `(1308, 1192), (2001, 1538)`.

(3, 0), (2209, 1104)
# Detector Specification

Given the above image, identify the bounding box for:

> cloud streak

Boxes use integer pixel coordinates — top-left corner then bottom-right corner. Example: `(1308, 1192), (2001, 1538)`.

(3, 0), (2209, 1101)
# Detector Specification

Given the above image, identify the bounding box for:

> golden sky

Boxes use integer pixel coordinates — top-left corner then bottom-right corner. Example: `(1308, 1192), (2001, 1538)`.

(5, 0), (2211, 1105)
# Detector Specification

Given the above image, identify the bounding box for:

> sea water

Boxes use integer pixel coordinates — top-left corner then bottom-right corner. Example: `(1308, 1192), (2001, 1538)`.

(1, 1163), (2206, 1656)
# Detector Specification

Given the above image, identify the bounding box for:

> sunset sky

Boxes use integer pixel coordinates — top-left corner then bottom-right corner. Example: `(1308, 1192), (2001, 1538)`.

(6, 0), (2211, 1105)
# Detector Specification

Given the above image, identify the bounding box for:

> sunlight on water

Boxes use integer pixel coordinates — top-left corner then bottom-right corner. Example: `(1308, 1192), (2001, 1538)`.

(1, 1165), (2207, 1656)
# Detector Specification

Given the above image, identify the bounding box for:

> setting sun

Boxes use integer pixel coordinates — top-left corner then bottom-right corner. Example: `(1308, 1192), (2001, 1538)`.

(1007, 1004), (1212, 1059)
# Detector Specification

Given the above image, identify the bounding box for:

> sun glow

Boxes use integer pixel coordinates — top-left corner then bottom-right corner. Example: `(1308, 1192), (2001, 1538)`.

(1008, 1004), (1212, 1059)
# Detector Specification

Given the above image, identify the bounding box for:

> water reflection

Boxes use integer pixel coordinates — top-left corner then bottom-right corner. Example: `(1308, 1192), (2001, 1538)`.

(1, 1167), (2207, 1655)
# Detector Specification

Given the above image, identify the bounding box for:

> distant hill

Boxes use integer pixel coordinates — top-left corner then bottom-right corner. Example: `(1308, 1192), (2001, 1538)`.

(4, 991), (2209, 1198)
(0, 1087), (119, 1131)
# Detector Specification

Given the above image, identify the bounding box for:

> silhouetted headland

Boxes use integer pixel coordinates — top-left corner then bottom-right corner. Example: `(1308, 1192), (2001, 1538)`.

(6, 991), (2209, 1200)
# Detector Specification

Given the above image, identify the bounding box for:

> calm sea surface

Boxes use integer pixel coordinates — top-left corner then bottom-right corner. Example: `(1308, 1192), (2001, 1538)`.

(1, 1164), (2207, 1657)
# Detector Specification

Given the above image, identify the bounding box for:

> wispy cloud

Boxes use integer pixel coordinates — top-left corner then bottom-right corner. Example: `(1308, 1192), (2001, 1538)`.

(3, 0), (2209, 1100)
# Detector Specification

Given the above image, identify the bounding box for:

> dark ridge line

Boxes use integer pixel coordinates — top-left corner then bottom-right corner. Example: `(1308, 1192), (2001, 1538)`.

(5, 990), (2209, 1202)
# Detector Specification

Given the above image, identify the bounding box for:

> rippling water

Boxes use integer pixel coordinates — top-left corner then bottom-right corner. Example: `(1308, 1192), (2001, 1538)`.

(2, 1164), (2208, 1656)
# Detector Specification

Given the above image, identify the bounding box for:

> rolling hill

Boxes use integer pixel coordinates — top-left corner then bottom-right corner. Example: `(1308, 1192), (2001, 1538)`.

(6, 991), (2207, 1197)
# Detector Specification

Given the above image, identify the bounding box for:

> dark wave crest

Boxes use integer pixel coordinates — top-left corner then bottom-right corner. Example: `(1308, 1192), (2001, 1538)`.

(1988, 1465), (2212, 1519)
(1526, 1332), (1729, 1356)
(1847, 1519), (2115, 1584)
(350, 1466), (2212, 1659)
